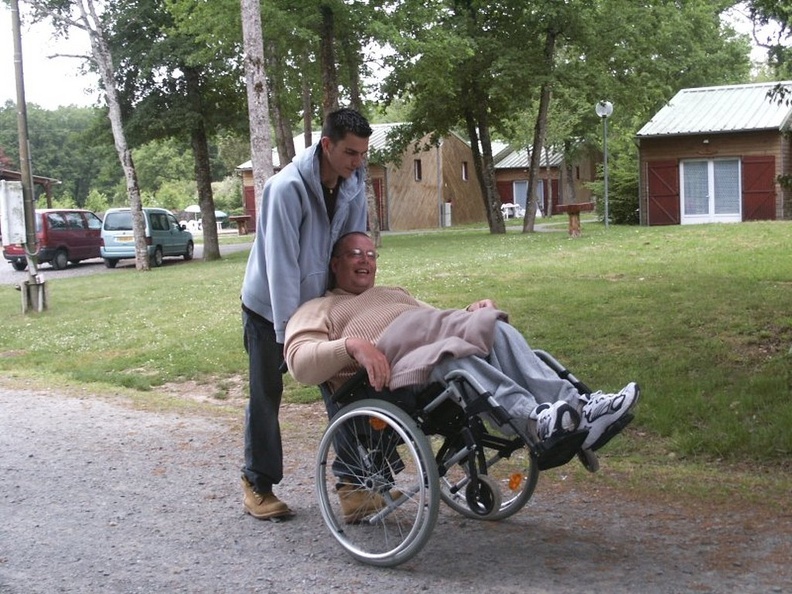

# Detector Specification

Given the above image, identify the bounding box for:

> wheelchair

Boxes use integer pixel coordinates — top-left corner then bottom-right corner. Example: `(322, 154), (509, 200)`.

(315, 350), (610, 567)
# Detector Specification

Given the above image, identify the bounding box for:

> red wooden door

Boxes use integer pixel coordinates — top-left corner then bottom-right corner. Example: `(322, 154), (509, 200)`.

(742, 156), (776, 221)
(646, 160), (680, 225)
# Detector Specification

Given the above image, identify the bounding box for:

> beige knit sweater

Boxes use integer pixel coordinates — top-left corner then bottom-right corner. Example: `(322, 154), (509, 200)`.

(284, 286), (505, 392)
(284, 286), (425, 391)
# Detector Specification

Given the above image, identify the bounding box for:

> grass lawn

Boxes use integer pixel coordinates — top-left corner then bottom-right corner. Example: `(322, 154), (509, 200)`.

(1, 219), (790, 503)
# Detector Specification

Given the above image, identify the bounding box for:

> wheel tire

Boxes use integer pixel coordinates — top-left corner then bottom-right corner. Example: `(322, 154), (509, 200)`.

(433, 421), (539, 521)
(104, 259), (118, 269)
(316, 399), (440, 568)
(183, 241), (194, 261)
(151, 247), (163, 267)
(463, 475), (502, 518)
(12, 260), (27, 271)
(51, 250), (68, 270)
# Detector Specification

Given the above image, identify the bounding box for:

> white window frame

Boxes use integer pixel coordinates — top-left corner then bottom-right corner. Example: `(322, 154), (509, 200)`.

(680, 158), (742, 224)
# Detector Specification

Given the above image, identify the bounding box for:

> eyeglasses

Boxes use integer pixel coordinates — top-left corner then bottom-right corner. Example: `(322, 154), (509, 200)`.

(338, 248), (378, 261)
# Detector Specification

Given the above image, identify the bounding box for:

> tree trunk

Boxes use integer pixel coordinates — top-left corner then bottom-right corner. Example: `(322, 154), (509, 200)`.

(265, 40), (295, 167)
(465, 111), (505, 234)
(181, 65), (220, 261)
(320, 4), (339, 115)
(76, 0), (148, 270)
(364, 172), (381, 247)
(523, 29), (556, 234)
(302, 49), (313, 148)
(190, 123), (220, 261)
(240, 0), (274, 213)
(563, 139), (577, 212)
(349, 48), (380, 245)
(343, 37), (363, 112)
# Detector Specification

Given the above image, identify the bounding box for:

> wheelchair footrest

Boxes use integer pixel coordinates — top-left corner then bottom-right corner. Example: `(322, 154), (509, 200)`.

(535, 430), (588, 471)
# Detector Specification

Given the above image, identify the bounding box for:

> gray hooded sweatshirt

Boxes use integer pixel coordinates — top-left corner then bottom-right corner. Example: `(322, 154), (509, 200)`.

(240, 142), (368, 343)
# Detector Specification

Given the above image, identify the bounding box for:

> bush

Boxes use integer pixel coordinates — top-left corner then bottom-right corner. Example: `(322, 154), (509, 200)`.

(587, 144), (640, 225)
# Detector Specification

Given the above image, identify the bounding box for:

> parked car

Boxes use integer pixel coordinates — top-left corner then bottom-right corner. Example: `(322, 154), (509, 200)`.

(3, 208), (103, 271)
(100, 207), (194, 268)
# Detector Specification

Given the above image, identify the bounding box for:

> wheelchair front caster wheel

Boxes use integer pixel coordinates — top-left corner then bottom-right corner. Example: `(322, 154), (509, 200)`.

(465, 475), (502, 518)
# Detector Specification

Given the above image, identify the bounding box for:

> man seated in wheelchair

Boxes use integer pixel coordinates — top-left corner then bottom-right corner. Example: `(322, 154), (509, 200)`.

(284, 231), (640, 521)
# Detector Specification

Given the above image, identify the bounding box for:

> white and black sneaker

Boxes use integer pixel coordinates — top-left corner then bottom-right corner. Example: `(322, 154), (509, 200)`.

(531, 401), (581, 442)
(579, 383), (640, 451)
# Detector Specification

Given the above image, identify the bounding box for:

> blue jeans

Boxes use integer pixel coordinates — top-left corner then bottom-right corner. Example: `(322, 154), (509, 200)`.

(242, 308), (283, 493)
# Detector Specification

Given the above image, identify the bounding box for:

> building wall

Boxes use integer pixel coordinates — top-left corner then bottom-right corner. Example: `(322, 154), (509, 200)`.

(383, 134), (485, 230)
(569, 155), (597, 203)
(638, 130), (789, 223)
(238, 134), (488, 232)
(385, 143), (443, 230)
(439, 135), (486, 226)
(782, 134), (792, 219)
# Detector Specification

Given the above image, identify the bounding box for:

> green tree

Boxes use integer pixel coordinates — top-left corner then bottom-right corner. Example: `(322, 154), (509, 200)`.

(0, 102), (116, 206)
(84, 188), (109, 213)
(378, 0), (582, 233)
(132, 138), (194, 197)
(151, 179), (197, 211)
(104, 0), (248, 261)
(50, 191), (76, 209)
(743, 0), (792, 76)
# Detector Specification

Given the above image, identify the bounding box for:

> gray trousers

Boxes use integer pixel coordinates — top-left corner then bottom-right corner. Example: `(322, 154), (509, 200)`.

(429, 320), (580, 420)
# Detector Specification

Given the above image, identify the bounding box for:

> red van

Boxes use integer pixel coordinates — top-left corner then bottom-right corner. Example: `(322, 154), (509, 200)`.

(2, 209), (104, 271)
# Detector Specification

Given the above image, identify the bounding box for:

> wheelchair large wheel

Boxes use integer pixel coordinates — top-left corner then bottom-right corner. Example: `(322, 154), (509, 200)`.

(433, 423), (539, 521)
(316, 399), (440, 567)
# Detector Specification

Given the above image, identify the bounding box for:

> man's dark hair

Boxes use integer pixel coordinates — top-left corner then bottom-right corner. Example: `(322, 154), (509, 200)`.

(322, 108), (373, 143)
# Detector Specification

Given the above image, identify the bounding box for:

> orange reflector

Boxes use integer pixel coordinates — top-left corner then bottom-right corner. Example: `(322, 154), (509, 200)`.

(369, 417), (387, 431)
(508, 473), (523, 491)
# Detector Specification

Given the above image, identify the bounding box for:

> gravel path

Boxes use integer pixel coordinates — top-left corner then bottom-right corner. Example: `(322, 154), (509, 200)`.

(1, 386), (789, 594)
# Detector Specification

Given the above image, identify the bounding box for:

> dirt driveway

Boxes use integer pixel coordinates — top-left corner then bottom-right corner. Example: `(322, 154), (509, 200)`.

(1, 385), (789, 594)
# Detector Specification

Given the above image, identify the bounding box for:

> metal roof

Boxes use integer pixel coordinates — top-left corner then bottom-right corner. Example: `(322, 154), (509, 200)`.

(0, 168), (61, 185)
(636, 81), (792, 138)
(494, 146), (563, 169)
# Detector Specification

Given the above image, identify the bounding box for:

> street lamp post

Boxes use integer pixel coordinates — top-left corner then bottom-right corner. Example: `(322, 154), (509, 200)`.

(595, 100), (613, 229)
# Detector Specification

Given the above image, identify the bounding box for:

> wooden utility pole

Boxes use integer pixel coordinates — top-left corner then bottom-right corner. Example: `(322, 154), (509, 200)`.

(11, 0), (47, 312)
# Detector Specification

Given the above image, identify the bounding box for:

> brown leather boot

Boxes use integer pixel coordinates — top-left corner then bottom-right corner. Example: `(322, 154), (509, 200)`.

(337, 484), (388, 524)
(242, 477), (292, 520)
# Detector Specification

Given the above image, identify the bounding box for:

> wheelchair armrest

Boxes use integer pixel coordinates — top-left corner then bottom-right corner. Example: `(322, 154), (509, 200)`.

(330, 369), (370, 404)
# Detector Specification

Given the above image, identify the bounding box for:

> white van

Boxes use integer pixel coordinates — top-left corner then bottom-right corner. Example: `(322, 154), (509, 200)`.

(101, 207), (194, 268)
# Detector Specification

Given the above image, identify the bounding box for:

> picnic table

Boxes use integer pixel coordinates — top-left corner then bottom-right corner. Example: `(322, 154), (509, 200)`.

(229, 215), (252, 235)
(555, 202), (595, 237)
(500, 202), (526, 219)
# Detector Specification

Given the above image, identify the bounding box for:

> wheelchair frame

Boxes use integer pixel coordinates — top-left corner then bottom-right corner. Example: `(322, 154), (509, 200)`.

(315, 350), (597, 567)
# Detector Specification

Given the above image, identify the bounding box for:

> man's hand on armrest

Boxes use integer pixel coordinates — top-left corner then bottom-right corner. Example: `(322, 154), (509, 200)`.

(345, 338), (391, 391)
(466, 298), (497, 312)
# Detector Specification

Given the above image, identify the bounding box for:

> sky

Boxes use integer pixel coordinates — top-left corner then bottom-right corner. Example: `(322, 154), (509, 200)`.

(0, 4), (780, 112)
(1, 7), (100, 110)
